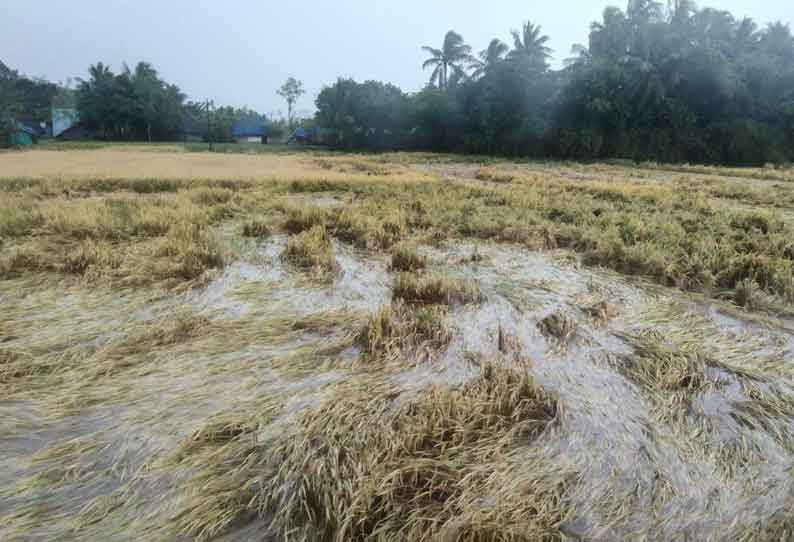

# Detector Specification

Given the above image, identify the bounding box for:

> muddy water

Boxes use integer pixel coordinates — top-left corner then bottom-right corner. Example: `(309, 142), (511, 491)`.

(396, 241), (794, 540)
(0, 234), (390, 541)
(2, 235), (793, 541)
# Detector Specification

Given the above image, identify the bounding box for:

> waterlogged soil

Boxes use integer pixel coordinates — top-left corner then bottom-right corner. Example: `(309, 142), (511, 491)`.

(2, 233), (794, 540)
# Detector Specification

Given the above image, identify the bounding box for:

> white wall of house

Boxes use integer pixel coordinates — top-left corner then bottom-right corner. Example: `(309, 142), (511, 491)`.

(53, 108), (79, 138)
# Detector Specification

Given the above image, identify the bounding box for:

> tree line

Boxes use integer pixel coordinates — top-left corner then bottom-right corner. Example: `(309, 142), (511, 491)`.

(1, 60), (298, 144)
(0, 60), (68, 142)
(75, 62), (295, 142)
(76, 62), (185, 141)
(3, 0), (793, 164)
(317, 0), (794, 165)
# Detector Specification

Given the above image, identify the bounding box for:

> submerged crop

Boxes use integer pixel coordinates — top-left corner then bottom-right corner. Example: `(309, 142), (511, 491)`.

(1, 146), (794, 541)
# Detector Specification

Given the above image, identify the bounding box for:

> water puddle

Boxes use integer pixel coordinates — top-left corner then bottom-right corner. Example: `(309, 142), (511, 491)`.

(2, 235), (793, 540)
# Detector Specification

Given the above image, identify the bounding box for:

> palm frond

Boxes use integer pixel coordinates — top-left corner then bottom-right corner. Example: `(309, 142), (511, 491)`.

(421, 46), (443, 57)
(422, 57), (441, 70)
(511, 30), (523, 51)
(429, 64), (443, 88)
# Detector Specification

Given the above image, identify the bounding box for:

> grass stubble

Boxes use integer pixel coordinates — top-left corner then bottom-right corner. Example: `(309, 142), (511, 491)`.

(1, 146), (794, 541)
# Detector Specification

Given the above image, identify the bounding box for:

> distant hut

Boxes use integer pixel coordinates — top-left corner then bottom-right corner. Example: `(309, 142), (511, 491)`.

(232, 116), (268, 144)
(8, 125), (35, 146)
(52, 108), (79, 138)
(56, 124), (93, 141)
(287, 127), (319, 145)
(50, 89), (80, 139)
(7, 119), (45, 146)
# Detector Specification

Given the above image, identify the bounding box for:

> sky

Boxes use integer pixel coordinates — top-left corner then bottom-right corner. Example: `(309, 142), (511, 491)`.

(2, 1), (792, 118)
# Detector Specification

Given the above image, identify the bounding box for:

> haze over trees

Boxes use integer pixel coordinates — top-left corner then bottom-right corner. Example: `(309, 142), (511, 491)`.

(316, 0), (794, 165)
(74, 62), (285, 143)
(2, 0), (793, 165)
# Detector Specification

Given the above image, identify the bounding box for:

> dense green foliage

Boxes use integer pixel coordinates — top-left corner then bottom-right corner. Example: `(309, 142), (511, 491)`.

(0, 60), (68, 145)
(0, 61), (18, 144)
(553, 1), (794, 164)
(277, 77), (305, 129)
(77, 62), (186, 141)
(3, 0), (792, 162)
(316, 1), (794, 165)
(1, 57), (283, 145)
(76, 62), (283, 143)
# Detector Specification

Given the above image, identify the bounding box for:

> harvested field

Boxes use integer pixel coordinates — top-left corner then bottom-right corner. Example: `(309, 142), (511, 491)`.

(1, 144), (794, 541)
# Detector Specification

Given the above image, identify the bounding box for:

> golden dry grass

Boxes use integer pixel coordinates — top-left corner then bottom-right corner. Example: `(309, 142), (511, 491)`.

(3, 145), (794, 542)
(282, 225), (339, 273)
(358, 301), (451, 362)
(257, 363), (567, 541)
(389, 243), (427, 272)
(0, 148), (438, 183)
(393, 272), (484, 306)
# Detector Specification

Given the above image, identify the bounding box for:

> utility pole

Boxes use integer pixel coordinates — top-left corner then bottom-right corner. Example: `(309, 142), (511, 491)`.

(205, 99), (214, 152)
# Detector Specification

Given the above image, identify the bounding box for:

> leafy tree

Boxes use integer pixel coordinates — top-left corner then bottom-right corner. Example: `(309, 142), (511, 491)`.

(314, 2), (794, 166)
(564, 44), (591, 67)
(411, 86), (464, 151)
(77, 62), (115, 137)
(470, 39), (510, 79)
(76, 61), (185, 140)
(552, 3), (794, 164)
(131, 62), (160, 142)
(508, 22), (553, 72)
(267, 117), (287, 141)
(277, 77), (305, 128)
(316, 78), (411, 149)
(0, 60), (19, 145)
(421, 31), (473, 91)
(13, 76), (58, 121)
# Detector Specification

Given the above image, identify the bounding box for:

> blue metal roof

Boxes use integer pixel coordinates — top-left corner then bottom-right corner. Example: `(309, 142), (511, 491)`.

(16, 120), (43, 136)
(231, 117), (267, 138)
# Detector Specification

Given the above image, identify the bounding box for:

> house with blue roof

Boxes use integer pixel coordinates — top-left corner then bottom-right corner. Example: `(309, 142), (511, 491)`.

(287, 126), (320, 145)
(8, 119), (44, 146)
(232, 116), (268, 144)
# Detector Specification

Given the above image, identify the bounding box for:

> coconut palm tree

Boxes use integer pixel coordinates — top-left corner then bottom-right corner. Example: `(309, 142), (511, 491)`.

(733, 17), (759, 54)
(422, 31), (473, 91)
(508, 21), (553, 72)
(760, 21), (794, 57)
(470, 38), (510, 79)
(564, 44), (592, 67)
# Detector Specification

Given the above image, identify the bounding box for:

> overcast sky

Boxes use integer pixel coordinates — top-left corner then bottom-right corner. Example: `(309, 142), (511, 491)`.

(2, 1), (792, 118)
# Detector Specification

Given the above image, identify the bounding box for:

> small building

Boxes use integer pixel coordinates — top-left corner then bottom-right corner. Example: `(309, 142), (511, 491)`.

(287, 127), (319, 145)
(232, 117), (268, 143)
(52, 108), (79, 138)
(56, 124), (93, 141)
(8, 124), (36, 146)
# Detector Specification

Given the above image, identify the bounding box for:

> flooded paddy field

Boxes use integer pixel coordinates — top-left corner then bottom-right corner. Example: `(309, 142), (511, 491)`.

(2, 145), (794, 541)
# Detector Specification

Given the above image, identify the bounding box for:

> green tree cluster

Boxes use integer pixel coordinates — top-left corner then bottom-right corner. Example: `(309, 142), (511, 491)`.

(77, 62), (186, 141)
(553, 1), (794, 164)
(0, 60), (66, 145)
(316, 2), (794, 165)
(0, 61), (19, 144)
